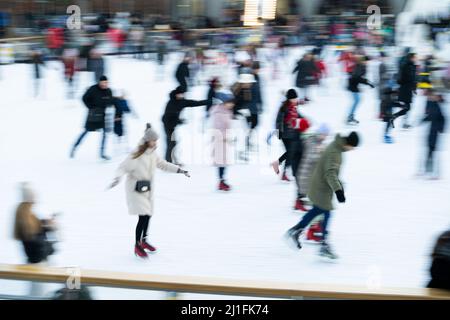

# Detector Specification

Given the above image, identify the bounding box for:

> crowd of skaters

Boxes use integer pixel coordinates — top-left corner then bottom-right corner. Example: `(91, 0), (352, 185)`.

(7, 37), (450, 294)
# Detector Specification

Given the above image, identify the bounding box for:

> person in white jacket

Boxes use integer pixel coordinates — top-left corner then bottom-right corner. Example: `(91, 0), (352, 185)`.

(109, 123), (190, 259)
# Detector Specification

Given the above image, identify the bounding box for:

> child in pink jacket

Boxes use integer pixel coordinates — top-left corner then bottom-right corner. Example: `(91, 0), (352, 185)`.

(210, 92), (235, 191)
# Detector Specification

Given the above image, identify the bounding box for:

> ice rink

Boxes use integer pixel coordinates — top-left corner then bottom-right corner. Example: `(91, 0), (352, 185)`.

(0, 47), (449, 299)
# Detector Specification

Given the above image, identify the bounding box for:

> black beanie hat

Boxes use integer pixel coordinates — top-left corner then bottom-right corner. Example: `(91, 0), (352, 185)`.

(345, 131), (360, 147)
(99, 75), (108, 82)
(286, 89), (298, 99)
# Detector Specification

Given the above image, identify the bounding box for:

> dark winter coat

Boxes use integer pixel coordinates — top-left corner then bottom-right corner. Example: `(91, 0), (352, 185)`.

(162, 90), (209, 131)
(398, 60), (417, 104)
(250, 73), (263, 114)
(423, 100), (446, 150)
(206, 85), (217, 114)
(348, 63), (371, 93)
(175, 61), (190, 89)
(293, 58), (317, 88)
(427, 231), (450, 290)
(113, 98), (131, 137)
(308, 134), (346, 211)
(378, 62), (390, 97)
(231, 82), (253, 113)
(22, 231), (54, 264)
(82, 84), (114, 131)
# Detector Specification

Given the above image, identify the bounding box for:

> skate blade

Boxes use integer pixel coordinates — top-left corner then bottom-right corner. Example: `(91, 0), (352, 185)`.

(318, 252), (338, 261)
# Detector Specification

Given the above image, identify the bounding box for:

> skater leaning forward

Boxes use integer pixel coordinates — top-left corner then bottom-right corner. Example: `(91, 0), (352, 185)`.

(109, 124), (190, 259)
(286, 132), (360, 259)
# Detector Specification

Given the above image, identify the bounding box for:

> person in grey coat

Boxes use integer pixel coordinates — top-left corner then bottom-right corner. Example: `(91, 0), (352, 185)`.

(294, 123), (330, 212)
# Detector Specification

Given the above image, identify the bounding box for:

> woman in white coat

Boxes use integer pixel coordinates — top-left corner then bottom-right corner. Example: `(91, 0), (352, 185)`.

(109, 124), (190, 258)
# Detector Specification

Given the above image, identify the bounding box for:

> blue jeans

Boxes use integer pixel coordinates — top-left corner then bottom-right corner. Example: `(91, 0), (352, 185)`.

(291, 206), (331, 241)
(348, 92), (361, 119)
(73, 129), (107, 157)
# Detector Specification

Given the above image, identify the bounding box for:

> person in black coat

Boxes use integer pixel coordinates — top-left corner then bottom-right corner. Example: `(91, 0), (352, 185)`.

(421, 91), (446, 177)
(175, 54), (191, 91)
(427, 230), (450, 290)
(162, 86), (210, 163)
(347, 56), (374, 124)
(31, 50), (45, 97)
(293, 53), (317, 101)
(392, 52), (417, 129)
(70, 76), (114, 160)
(381, 86), (405, 143)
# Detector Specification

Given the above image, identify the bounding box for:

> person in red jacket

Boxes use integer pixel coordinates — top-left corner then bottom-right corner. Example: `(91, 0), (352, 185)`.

(339, 50), (356, 74)
(47, 27), (64, 57)
(271, 89), (310, 181)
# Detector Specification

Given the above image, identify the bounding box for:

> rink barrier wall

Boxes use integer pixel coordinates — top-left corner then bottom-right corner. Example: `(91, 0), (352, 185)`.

(0, 264), (449, 300)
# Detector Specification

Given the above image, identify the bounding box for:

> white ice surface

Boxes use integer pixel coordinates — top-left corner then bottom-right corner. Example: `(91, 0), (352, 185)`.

(0, 48), (449, 299)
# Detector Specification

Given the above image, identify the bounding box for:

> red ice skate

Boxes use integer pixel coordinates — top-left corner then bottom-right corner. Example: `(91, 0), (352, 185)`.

(294, 198), (308, 212)
(281, 173), (290, 182)
(306, 223), (323, 242)
(134, 244), (148, 258)
(140, 240), (157, 253)
(218, 181), (231, 191)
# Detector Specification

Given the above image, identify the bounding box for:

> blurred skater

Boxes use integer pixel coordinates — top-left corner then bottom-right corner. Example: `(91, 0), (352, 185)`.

(420, 90), (446, 179)
(13, 182), (57, 296)
(70, 76), (114, 160)
(427, 230), (450, 290)
(162, 86), (210, 164)
(271, 89), (310, 181)
(210, 92), (235, 191)
(113, 91), (139, 152)
(346, 56), (375, 125)
(286, 132), (360, 259)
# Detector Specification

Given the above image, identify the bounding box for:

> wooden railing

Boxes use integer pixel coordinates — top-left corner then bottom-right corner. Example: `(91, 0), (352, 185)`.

(0, 264), (449, 300)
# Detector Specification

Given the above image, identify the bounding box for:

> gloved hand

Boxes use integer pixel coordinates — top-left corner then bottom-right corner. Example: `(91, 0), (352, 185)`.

(335, 190), (346, 203)
(178, 168), (190, 177)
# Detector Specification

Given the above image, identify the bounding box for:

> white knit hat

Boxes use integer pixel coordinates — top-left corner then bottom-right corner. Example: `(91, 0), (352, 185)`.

(20, 182), (36, 203)
(142, 123), (159, 142)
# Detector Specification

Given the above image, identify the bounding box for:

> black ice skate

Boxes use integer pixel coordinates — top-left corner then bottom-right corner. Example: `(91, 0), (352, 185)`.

(101, 154), (111, 161)
(319, 242), (338, 259)
(286, 228), (303, 249)
(346, 117), (359, 126)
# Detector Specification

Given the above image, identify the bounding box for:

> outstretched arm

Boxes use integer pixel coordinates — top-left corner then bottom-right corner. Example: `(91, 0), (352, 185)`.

(156, 156), (191, 177)
(184, 99), (209, 108)
(109, 157), (133, 189)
